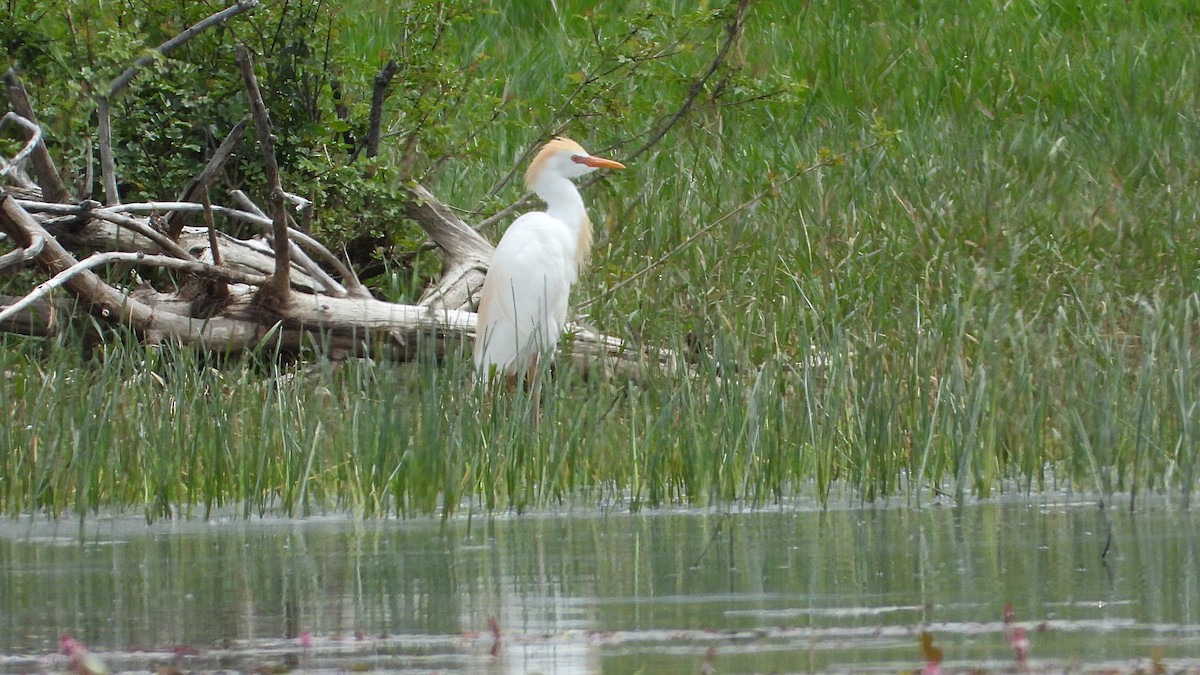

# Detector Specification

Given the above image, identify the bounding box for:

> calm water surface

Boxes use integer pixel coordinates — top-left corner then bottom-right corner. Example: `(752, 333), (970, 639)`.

(1, 497), (1198, 673)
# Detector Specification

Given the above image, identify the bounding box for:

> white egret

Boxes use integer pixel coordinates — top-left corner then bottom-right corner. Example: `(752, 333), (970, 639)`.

(473, 137), (625, 389)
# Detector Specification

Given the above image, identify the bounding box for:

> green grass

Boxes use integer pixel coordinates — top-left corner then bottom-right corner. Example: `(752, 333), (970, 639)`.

(4, 0), (1200, 518)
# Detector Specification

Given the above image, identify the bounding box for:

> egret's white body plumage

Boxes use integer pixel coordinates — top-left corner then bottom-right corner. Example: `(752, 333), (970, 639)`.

(474, 137), (624, 381)
(474, 212), (575, 374)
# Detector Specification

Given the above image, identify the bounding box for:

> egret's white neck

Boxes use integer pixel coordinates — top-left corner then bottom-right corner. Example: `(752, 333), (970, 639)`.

(535, 175), (587, 231)
(534, 175), (592, 267)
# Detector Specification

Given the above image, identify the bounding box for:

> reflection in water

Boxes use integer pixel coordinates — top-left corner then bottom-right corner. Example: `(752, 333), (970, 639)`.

(0, 497), (1198, 673)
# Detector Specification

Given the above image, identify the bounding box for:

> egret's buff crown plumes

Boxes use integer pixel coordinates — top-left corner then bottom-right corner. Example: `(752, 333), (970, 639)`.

(474, 137), (625, 387)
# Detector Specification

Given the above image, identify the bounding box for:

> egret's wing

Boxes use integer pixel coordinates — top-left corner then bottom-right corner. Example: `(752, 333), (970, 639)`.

(473, 213), (574, 376)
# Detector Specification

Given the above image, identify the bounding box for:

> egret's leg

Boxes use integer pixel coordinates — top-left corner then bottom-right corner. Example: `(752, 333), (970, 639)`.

(502, 372), (519, 392)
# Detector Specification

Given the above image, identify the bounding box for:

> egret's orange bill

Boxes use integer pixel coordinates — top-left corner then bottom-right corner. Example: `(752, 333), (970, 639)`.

(574, 155), (626, 170)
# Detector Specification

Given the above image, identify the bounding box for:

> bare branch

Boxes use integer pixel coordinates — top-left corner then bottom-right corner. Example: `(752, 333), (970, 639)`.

(24, 197), (358, 296)
(2, 69), (67, 203)
(417, 258), (487, 312)
(17, 199), (192, 258)
(282, 191), (312, 212)
(97, 97), (120, 206)
(201, 187), (224, 267)
(0, 191), (250, 342)
(23, 199), (260, 226)
(366, 59), (399, 158)
(626, 0), (751, 160)
(236, 45), (291, 299)
(79, 139), (94, 202)
(229, 190), (368, 297)
(227, 190), (267, 219)
(299, 235), (367, 298)
(283, 208), (346, 296)
(166, 116), (249, 238)
(476, 194), (537, 233)
(0, 231), (45, 273)
(107, 0), (261, 97)
(81, 206), (194, 259)
(288, 239), (347, 296)
(0, 112), (44, 177)
(403, 182), (495, 311)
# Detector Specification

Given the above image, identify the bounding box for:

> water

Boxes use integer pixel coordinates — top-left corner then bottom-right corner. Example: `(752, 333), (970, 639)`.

(1, 496), (1199, 673)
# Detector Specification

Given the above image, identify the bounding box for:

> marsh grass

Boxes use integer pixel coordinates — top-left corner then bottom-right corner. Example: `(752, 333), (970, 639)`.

(4, 0), (1200, 518)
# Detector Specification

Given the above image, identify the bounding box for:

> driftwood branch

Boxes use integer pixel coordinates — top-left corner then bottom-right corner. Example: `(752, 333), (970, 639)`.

(0, 295), (72, 337)
(228, 190), (367, 297)
(1, 193), (392, 352)
(97, 97), (120, 205)
(404, 183), (493, 261)
(236, 45), (291, 300)
(200, 188), (224, 267)
(0, 112), (44, 177)
(0, 112), (51, 273)
(287, 239), (346, 296)
(166, 117), (249, 237)
(86, 206), (194, 259)
(16, 199), (324, 292)
(402, 183), (493, 311)
(2, 70), (66, 203)
(15, 199), (195, 260)
(0, 192), (181, 334)
(0, 230), (45, 273)
(282, 200), (348, 297)
(0, 249), (270, 327)
(78, 139), (94, 202)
